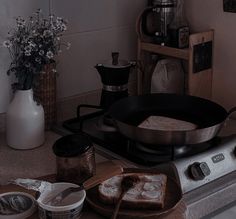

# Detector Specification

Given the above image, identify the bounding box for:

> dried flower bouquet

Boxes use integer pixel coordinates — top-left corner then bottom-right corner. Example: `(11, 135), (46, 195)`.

(3, 9), (70, 90)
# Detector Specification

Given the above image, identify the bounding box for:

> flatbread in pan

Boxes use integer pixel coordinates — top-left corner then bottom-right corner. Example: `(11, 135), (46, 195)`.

(138, 116), (197, 131)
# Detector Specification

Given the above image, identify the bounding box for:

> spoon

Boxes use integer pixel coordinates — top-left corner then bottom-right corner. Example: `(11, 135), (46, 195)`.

(44, 184), (84, 206)
(111, 175), (140, 219)
(43, 161), (123, 206)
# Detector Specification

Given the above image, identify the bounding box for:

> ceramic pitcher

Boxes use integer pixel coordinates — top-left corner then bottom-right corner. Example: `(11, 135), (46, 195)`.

(6, 89), (45, 149)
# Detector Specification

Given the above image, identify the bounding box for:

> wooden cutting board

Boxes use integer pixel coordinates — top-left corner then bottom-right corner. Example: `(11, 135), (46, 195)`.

(86, 168), (186, 219)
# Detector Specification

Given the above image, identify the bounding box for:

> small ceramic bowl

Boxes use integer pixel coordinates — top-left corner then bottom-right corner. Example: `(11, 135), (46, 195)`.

(37, 182), (86, 219)
(0, 192), (36, 219)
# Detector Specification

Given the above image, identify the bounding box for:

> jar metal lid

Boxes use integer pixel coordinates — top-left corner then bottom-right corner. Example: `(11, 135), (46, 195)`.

(52, 133), (93, 157)
(0, 192), (36, 219)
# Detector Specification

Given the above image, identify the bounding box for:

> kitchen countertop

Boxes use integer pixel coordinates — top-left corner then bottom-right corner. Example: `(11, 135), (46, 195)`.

(0, 132), (58, 185)
(1, 119), (236, 218)
(0, 131), (187, 219)
(0, 132), (109, 185)
(0, 131), (107, 219)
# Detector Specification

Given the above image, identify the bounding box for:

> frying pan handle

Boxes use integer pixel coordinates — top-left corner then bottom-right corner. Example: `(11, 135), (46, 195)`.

(227, 107), (236, 118)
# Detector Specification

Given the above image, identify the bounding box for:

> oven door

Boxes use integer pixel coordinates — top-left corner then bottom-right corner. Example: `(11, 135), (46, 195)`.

(204, 201), (236, 219)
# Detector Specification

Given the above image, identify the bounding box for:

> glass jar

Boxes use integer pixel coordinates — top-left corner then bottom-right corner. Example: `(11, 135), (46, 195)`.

(168, 0), (189, 48)
(52, 133), (96, 184)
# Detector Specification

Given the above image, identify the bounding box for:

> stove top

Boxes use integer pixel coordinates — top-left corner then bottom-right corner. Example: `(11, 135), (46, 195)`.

(173, 134), (236, 193)
(61, 109), (236, 193)
(63, 111), (222, 166)
(53, 109), (236, 218)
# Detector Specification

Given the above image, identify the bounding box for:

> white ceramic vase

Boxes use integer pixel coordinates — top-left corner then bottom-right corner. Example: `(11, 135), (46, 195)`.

(6, 89), (45, 149)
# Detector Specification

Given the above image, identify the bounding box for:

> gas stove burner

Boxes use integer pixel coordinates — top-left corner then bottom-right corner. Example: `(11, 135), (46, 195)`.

(135, 141), (214, 158)
(134, 143), (173, 155)
(103, 113), (115, 126)
(126, 139), (216, 165)
(96, 115), (117, 132)
(63, 107), (223, 166)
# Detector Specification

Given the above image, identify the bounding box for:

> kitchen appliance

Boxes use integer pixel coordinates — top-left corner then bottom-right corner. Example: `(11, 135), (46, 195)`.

(140, 0), (175, 44)
(95, 52), (135, 110)
(58, 96), (236, 218)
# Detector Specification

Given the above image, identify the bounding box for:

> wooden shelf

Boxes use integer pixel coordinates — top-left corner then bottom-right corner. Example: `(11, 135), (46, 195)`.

(140, 42), (189, 60)
(137, 30), (214, 100)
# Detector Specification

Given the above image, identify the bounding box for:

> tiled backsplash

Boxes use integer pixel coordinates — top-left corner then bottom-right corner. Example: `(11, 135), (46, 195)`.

(0, 90), (102, 132)
(0, 0), (146, 113)
(56, 89), (102, 122)
(0, 79), (137, 132)
(0, 114), (6, 133)
(57, 79), (137, 122)
(0, 0), (143, 129)
(57, 26), (138, 99)
(49, 0), (145, 100)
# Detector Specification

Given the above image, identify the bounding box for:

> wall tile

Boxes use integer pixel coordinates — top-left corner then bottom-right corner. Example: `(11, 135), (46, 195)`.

(0, 0), (145, 113)
(57, 94), (86, 121)
(185, 0), (236, 110)
(51, 0), (115, 34)
(113, 0), (147, 28)
(56, 89), (102, 121)
(56, 26), (138, 99)
(0, 0), (50, 36)
(84, 90), (102, 106)
(128, 80), (138, 96)
(51, 0), (146, 34)
(0, 113), (6, 132)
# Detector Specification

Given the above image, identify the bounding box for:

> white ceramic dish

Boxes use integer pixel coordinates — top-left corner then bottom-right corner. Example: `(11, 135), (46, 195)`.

(37, 182), (86, 219)
(0, 191), (36, 219)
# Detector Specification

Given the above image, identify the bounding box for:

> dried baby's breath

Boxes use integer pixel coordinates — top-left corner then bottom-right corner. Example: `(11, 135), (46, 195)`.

(3, 9), (69, 90)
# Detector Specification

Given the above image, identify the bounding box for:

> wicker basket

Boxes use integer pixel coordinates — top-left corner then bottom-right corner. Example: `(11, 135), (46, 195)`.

(34, 63), (57, 130)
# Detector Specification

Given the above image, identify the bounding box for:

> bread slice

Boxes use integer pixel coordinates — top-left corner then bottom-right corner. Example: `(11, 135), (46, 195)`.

(138, 116), (197, 131)
(98, 173), (167, 210)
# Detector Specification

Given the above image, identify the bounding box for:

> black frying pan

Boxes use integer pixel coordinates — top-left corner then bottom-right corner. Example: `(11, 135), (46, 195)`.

(108, 93), (236, 146)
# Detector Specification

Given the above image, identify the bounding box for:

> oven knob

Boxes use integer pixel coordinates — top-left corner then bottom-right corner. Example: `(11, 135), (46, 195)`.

(188, 162), (211, 180)
(233, 147), (236, 157)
